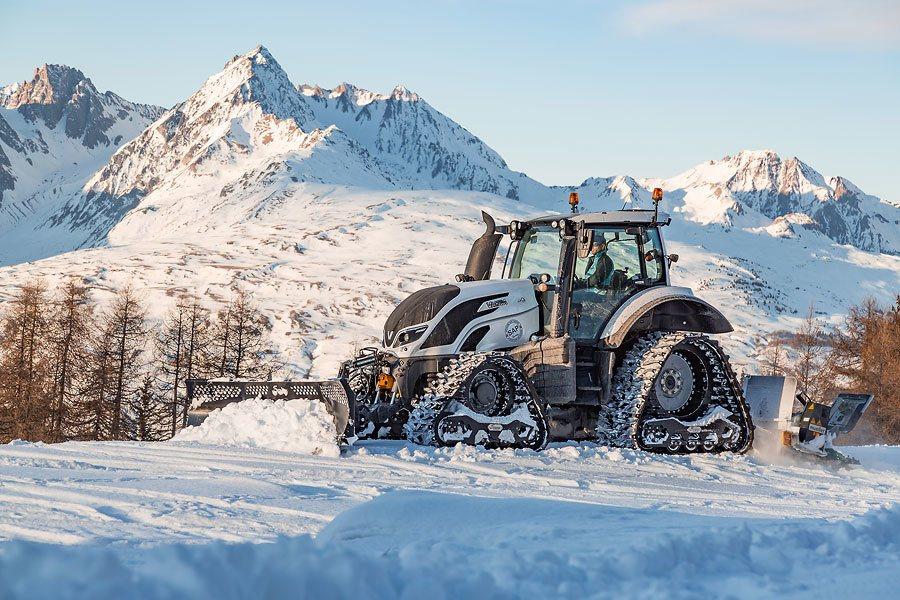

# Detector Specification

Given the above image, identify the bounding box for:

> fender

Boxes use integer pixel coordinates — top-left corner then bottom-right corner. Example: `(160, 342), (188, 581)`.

(598, 286), (733, 348)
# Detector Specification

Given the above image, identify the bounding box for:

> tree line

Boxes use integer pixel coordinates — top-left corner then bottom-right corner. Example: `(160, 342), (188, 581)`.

(2, 281), (895, 445)
(758, 296), (899, 444)
(0, 280), (278, 444)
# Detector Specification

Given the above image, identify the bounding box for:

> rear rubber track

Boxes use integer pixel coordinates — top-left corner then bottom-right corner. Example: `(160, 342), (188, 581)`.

(601, 331), (753, 454)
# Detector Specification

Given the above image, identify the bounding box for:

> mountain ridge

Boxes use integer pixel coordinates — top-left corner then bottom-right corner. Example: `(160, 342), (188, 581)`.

(0, 63), (163, 259)
(0, 45), (896, 265)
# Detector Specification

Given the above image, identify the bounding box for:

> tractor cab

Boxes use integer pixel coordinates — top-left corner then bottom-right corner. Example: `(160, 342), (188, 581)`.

(502, 209), (673, 344)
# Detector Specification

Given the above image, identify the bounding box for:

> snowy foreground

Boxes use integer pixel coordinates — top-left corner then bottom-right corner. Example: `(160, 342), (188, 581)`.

(0, 434), (898, 598)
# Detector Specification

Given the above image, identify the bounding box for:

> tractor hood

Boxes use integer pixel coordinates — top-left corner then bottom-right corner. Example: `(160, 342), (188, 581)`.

(382, 279), (540, 356)
(383, 284), (461, 346)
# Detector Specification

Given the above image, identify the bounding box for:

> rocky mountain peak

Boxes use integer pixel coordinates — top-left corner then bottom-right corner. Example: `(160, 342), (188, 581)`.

(0, 82), (20, 105)
(829, 176), (865, 200)
(3, 64), (89, 109)
(0, 63), (162, 150)
(665, 150), (899, 254)
(389, 85), (419, 102)
(185, 44), (314, 128)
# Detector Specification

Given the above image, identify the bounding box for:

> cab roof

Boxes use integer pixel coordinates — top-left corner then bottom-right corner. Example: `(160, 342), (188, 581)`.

(525, 209), (671, 227)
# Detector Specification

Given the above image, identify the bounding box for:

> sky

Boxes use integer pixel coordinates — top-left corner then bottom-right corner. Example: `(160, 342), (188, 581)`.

(2, 0), (898, 199)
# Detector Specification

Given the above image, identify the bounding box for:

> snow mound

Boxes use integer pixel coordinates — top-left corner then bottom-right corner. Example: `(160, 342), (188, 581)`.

(0, 494), (896, 599)
(173, 397), (339, 457)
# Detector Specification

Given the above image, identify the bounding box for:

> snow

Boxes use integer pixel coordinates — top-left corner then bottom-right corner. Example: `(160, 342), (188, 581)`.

(173, 397), (340, 457)
(1, 496), (897, 600)
(1, 44), (899, 598)
(0, 440), (897, 598)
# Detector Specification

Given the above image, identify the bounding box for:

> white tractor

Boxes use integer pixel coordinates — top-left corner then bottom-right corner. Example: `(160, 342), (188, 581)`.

(188, 191), (871, 458)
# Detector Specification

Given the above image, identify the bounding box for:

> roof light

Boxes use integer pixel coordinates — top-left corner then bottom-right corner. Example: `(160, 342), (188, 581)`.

(569, 192), (579, 213)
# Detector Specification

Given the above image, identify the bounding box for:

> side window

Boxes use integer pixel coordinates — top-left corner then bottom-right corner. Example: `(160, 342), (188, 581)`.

(604, 232), (641, 278)
(645, 228), (665, 282)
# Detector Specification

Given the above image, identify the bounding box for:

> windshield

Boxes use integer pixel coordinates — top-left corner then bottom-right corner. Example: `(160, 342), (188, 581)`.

(507, 226), (562, 283)
(570, 226), (664, 341)
(507, 225), (562, 335)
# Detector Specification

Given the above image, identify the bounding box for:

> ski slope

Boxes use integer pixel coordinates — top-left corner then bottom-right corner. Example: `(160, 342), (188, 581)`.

(0, 438), (897, 598)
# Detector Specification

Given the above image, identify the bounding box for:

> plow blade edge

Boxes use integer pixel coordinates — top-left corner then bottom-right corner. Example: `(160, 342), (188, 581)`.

(185, 379), (357, 441)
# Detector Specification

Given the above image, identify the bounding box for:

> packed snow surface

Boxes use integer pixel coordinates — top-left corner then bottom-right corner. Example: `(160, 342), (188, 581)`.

(173, 397), (340, 458)
(0, 440), (897, 598)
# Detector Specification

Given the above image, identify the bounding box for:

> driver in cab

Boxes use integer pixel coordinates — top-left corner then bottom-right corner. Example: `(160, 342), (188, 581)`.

(576, 235), (614, 290)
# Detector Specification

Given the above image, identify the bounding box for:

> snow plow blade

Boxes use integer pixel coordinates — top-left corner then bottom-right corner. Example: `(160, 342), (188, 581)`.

(185, 379), (357, 442)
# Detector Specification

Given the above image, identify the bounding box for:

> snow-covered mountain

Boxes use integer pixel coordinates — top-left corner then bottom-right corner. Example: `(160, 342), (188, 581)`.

(4, 46), (896, 261)
(297, 81), (546, 199)
(0, 64), (163, 262)
(48, 46), (550, 248)
(659, 150), (900, 255)
(0, 44), (897, 376)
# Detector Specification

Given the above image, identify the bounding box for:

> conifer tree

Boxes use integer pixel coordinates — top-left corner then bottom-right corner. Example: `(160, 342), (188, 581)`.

(0, 281), (52, 442)
(46, 281), (93, 441)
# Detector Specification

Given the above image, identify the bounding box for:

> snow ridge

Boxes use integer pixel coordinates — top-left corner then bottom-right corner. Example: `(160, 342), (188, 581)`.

(0, 493), (896, 599)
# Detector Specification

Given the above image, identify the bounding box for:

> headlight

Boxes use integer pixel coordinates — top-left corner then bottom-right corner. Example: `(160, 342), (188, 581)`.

(397, 325), (428, 345)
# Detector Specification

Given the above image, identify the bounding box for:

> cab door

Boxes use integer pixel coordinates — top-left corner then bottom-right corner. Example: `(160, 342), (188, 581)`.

(568, 227), (647, 342)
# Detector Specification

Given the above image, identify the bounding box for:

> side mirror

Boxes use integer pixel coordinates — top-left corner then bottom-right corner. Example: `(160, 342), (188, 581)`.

(667, 253), (679, 267)
(577, 227), (594, 259)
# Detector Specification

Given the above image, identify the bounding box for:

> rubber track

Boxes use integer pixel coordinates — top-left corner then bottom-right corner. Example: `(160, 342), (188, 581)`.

(404, 352), (546, 448)
(405, 353), (491, 446)
(600, 332), (753, 454)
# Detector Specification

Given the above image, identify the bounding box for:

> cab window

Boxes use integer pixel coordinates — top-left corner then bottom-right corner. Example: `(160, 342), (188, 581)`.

(508, 226), (562, 282)
(570, 228), (643, 341)
(644, 228), (665, 283)
(507, 225), (562, 335)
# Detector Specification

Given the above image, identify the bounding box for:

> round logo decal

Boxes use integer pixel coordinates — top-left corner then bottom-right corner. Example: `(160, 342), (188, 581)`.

(505, 319), (524, 343)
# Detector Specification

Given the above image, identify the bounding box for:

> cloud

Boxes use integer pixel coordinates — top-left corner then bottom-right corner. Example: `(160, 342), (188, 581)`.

(620, 0), (900, 49)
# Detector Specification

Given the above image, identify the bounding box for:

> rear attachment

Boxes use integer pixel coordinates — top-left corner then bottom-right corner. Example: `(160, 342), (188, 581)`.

(792, 393), (873, 463)
(186, 379), (357, 442)
(743, 375), (873, 464)
(405, 352), (548, 450)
